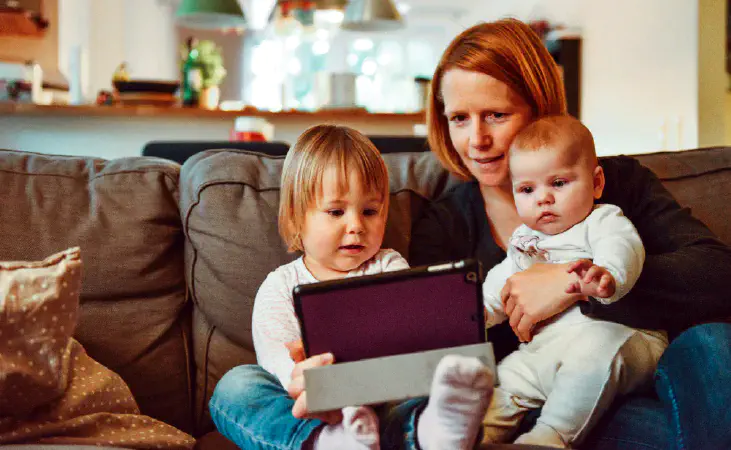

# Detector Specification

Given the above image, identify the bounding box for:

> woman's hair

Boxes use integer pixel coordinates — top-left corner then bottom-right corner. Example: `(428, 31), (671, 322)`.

(427, 18), (568, 179)
(278, 124), (389, 252)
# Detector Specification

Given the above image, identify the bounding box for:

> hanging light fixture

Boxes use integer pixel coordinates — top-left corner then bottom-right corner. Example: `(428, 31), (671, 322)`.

(267, 0), (347, 29)
(267, 0), (303, 36)
(176, 0), (248, 29)
(341, 0), (403, 31)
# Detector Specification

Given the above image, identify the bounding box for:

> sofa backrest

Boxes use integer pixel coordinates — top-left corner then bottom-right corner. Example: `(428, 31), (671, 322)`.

(179, 149), (460, 432)
(634, 147), (731, 245)
(0, 150), (193, 433)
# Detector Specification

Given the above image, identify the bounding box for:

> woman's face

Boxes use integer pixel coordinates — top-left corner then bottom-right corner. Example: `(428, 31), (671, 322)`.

(441, 69), (533, 187)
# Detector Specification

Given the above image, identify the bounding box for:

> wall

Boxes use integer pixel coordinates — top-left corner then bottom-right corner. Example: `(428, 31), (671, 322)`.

(57, 0), (177, 102)
(462, 0), (723, 155)
(698, 0), (727, 147)
(581, 0), (699, 154)
(0, 0), (59, 71)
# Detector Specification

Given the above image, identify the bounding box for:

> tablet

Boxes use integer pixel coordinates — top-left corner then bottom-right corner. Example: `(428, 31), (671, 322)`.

(293, 259), (485, 363)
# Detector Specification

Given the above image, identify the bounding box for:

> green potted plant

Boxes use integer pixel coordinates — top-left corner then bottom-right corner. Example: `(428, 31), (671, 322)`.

(181, 39), (227, 109)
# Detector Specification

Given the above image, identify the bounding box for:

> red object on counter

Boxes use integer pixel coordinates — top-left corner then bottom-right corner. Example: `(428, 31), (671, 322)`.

(230, 130), (267, 142)
(230, 116), (273, 142)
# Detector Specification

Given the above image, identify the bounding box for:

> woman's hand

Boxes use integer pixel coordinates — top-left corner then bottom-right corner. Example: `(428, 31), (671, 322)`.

(284, 340), (342, 425)
(500, 263), (587, 342)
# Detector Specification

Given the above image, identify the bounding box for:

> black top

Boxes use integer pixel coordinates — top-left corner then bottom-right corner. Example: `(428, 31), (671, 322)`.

(409, 155), (731, 361)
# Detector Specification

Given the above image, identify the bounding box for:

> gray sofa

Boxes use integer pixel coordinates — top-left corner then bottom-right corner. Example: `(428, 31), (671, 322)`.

(0, 145), (729, 449)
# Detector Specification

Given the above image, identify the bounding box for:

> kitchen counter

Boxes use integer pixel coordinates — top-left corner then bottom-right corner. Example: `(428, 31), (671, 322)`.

(0, 103), (426, 159)
(0, 102), (425, 121)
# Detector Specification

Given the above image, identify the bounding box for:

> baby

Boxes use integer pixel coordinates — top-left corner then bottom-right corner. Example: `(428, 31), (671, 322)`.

(251, 124), (493, 450)
(481, 116), (669, 448)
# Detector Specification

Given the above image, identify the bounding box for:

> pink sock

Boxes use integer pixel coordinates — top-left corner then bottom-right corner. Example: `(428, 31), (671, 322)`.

(417, 355), (494, 450)
(311, 406), (380, 450)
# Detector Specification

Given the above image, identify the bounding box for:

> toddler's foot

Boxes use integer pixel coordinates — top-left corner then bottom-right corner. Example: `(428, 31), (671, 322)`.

(342, 406), (380, 448)
(417, 355), (494, 450)
(312, 406), (380, 450)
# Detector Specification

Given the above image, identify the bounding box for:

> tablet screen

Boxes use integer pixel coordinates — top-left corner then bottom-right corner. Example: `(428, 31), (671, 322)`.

(294, 260), (485, 363)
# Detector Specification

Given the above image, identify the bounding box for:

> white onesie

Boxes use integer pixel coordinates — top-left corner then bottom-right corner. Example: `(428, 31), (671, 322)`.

(481, 204), (668, 448)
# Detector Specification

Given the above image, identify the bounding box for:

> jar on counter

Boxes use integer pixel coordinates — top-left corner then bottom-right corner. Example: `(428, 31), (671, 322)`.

(230, 117), (274, 142)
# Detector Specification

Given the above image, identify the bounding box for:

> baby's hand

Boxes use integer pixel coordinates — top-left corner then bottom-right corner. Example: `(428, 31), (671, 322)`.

(566, 259), (616, 299)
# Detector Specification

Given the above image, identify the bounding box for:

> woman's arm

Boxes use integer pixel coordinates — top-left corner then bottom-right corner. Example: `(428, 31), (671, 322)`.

(590, 156), (731, 333)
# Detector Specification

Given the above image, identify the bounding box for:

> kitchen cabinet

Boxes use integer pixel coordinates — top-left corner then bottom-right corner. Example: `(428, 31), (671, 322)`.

(0, 0), (48, 37)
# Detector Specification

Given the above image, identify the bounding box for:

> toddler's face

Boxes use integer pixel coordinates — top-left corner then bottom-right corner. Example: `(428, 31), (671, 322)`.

(300, 166), (387, 281)
(509, 148), (603, 235)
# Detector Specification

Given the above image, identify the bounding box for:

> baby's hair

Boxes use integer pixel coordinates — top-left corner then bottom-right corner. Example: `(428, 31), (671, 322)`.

(278, 124), (389, 252)
(510, 115), (597, 167)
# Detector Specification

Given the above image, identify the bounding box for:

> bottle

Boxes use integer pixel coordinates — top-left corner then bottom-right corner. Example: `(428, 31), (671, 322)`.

(25, 60), (43, 104)
(181, 37), (202, 107)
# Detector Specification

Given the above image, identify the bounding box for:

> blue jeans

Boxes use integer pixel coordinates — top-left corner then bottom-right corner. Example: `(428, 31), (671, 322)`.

(210, 323), (731, 450)
(209, 364), (427, 450)
(581, 322), (731, 450)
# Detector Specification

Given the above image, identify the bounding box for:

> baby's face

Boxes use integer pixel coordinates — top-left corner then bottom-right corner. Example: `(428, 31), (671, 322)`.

(509, 148), (603, 235)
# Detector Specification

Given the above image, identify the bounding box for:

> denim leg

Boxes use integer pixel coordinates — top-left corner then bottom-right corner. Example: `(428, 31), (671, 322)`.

(209, 364), (323, 450)
(654, 322), (731, 450)
(580, 395), (671, 450)
(379, 398), (428, 450)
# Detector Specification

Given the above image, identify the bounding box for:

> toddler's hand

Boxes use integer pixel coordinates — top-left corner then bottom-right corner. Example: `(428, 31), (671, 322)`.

(566, 259), (616, 299)
(284, 340), (342, 425)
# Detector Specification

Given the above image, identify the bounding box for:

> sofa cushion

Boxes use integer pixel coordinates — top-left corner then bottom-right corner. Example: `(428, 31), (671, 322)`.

(634, 146), (731, 245)
(0, 150), (192, 433)
(179, 149), (458, 433)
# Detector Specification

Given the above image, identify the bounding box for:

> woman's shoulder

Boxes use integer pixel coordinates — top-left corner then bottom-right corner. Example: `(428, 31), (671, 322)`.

(599, 155), (649, 181)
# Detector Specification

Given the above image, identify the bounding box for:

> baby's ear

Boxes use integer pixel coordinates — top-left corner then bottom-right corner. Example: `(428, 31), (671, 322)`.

(592, 166), (605, 199)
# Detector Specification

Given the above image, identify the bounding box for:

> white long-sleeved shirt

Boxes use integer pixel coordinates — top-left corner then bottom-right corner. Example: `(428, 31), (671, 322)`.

(483, 204), (645, 328)
(251, 249), (410, 388)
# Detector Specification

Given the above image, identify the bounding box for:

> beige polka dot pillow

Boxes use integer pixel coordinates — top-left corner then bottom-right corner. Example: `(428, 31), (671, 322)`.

(0, 247), (81, 416)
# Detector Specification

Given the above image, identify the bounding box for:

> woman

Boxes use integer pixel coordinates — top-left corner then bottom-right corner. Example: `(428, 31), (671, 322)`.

(409, 18), (731, 449)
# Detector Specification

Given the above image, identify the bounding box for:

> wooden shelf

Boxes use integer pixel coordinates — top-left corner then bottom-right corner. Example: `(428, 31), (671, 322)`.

(0, 103), (426, 121)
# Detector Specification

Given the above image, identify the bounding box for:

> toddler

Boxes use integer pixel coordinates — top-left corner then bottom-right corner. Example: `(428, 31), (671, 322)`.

(249, 124), (494, 450)
(481, 116), (669, 447)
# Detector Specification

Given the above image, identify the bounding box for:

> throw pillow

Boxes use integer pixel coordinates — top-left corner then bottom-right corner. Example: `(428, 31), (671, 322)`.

(0, 247), (81, 416)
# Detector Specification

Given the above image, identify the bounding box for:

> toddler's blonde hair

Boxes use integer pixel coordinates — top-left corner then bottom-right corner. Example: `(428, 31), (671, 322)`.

(278, 124), (389, 252)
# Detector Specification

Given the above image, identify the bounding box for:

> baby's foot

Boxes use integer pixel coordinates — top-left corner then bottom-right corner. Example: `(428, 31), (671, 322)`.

(418, 355), (494, 450)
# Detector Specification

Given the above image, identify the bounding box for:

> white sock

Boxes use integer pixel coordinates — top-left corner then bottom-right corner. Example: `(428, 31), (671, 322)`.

(417, 355), (494, 450)
(312, 406), (380, 450)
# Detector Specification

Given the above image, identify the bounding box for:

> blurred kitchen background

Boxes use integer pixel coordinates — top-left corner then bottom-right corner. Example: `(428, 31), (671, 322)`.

(0, 0), (728, 159)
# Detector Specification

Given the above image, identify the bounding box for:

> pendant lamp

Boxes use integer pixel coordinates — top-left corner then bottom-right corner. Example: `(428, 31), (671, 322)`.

(341, 0), (403, 31)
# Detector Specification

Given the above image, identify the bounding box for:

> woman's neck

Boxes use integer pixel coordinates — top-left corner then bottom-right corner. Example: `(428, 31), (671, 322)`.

(480, 182), (523, 250)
